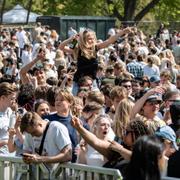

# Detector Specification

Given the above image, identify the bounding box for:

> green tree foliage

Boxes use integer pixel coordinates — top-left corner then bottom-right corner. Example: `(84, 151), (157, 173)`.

(3, 0), (179, 25)
(152, 0), (180, 22)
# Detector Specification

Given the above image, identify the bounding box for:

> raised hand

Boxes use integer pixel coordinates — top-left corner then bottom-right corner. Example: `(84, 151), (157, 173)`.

(37, 48), (46, 61)
(8, 128), (16, 138)
(71, 116), (82, 129)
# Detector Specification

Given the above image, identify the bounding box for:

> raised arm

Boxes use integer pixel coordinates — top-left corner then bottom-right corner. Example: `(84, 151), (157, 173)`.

(19, 50), (45, 84)
(130, 87), (165, 120)
(59, 34), (78, 54)
(7, 128), (16, 153)
(71, 116), (112, 159)
(97, 27), (131, 50)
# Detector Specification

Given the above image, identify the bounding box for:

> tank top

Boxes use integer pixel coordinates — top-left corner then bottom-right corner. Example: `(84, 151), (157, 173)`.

(73, 47), (98, 82)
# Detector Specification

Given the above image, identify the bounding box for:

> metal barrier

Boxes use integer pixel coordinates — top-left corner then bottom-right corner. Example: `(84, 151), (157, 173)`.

(1, 155), (178, 180)
(0, 155), (122, 180)
(0, 155), (30, 180)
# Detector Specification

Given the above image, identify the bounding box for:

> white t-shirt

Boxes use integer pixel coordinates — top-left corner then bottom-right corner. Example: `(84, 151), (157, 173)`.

(21, 50), (32, 67)
(23, 121), (72, 157)
(16, 30), (27, 49)
(0, 108), (12, 154)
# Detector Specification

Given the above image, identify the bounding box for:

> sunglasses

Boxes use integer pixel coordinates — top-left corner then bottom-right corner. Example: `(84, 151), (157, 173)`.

(34, 70), (44, 76)
(123, 85), (132, 88)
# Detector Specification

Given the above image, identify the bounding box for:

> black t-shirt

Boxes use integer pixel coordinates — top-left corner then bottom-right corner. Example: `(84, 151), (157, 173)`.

(73, 48), (98, 82)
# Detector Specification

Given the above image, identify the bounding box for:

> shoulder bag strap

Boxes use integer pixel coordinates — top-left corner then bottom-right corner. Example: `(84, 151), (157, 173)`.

(38, 121), (51, 155)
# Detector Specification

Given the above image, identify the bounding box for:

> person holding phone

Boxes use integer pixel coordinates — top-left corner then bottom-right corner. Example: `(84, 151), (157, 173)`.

(20, 112), (72, 166)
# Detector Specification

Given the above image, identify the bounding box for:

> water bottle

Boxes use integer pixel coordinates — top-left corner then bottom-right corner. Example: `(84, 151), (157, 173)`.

(9, 111), (16, 128)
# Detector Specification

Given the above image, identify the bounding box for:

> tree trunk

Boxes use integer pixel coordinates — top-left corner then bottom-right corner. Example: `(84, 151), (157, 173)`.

(123, 0), (137, 21)
(0, 0), (6, 24)
(26, 0), (33, 24)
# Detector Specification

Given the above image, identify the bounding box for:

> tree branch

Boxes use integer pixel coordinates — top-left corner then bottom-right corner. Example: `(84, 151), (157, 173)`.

(134, 0), (161, 22)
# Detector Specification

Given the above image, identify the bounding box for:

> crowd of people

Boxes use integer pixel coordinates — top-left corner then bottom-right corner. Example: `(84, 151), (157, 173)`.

(0, 22), (180, 179)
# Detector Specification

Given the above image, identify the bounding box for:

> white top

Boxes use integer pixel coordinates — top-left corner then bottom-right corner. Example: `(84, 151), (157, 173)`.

(0, 108), (13, 154)
(16, 30), (27, 49)
(86, 145), (107, 166)
(0, 108), (12, 140)
(21, 50), (32, 67)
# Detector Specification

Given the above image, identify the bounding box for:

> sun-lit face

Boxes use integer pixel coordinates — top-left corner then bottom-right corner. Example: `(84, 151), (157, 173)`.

(121, 81), (132, 96)
(132, 82), (141, 94)
(3, 92), (17, 109)
(85, 32), (96, 46)
(36, 103), (50, 117)
(94, 118), (111, 139)
(34, 70), (46, 85)
(55, 94), (71, 113)
(143, 101), (160, 118)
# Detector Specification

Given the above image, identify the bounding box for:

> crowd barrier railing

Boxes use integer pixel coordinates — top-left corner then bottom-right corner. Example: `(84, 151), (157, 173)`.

(0, 155), (122, 180)
(0, 155), (179, 180)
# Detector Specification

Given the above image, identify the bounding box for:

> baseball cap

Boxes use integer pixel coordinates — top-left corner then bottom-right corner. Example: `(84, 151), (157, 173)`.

(149, 75), (160, 83)
(170, 101), (180, 125)
(146, 94), (162, 103)
(155, 125), (178, 150)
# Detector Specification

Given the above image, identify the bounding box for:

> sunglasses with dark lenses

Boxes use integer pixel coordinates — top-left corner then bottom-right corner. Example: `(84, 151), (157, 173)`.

(123, 85), (132, 88)
(34, 70), (44, 76)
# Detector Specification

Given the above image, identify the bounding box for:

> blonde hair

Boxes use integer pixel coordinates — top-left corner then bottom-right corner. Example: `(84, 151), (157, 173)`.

(113, 98), (134, 138)
(75, 29), (97, 59)
(160, 70), (172, 81)
(92, 114), (112, 134)
(72, 96), (83, 117)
